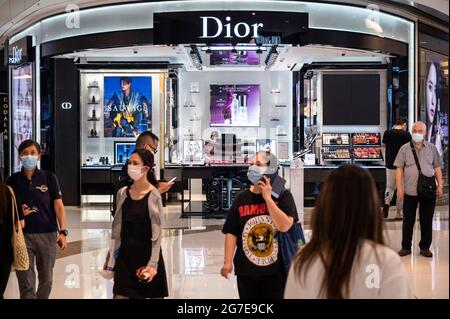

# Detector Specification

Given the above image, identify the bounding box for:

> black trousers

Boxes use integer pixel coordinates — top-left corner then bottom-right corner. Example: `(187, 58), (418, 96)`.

(0, 261), (11, 299)
(402, 194), (436, 250)
(237, 273), (286, 299)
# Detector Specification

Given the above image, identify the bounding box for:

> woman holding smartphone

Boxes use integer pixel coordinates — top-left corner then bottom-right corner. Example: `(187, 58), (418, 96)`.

(106, 149), (168, 299)
(221, 151), (298, 299)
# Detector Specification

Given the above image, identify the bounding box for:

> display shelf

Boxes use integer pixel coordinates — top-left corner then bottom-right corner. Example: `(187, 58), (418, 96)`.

(189, 90), (200, 94)
(87, 136), (99, 138)
(88, 102), (100, 105)
(353, 158), (384, 161)
(88, 85), (99, 89)
(351, 133), (381, 146)
(88, 118), (100, 122)
(275, 104), (287, 108)
(270, 118), (281, 122)
(275, 134), (288, 136)
(322, 133), (351, 146)
(323, 158), (352, 161)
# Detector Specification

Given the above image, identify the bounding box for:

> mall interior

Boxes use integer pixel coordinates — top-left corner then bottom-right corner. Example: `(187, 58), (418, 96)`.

(0, 0), (448, 299)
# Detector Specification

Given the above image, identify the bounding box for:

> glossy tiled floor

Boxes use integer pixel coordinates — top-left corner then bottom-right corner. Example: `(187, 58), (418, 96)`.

(3, 204), (448, 299)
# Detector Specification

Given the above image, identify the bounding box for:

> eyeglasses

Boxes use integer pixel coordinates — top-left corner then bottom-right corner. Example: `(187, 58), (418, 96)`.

(147, 144), (158, 154)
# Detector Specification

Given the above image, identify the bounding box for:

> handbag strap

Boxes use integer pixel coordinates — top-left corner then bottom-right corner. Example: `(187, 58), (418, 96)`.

(410, 142), (422, 174)
(6, 186), (19, 230)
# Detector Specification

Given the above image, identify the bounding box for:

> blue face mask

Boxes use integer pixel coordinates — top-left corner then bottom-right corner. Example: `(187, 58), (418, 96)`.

(412, 133), (424, 143)
(21, 155), (38, 170)
(247, 165), (267, 185)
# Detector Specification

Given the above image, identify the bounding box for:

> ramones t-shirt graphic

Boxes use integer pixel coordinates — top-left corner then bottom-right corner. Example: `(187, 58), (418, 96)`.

(222, 189), (298, 276)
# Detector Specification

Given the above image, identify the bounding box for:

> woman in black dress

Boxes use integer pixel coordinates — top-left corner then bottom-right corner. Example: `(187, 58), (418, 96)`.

(0, 178), (24, 299)
(107, 149), (168, 299)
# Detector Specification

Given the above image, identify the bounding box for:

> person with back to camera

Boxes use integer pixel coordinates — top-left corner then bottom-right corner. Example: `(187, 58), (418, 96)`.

(284, 165), (413, 299)
(104, 149), (168, 299)
(382, 119), (411, 220)
(221, 151), (298, 299)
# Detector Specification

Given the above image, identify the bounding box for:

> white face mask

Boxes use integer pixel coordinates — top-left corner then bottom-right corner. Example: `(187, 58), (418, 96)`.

(412, 133), (424, 143)
(128, 165), (146, 181)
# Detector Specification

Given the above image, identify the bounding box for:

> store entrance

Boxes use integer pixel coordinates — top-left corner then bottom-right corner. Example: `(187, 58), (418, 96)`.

(52, 43), (396, 211)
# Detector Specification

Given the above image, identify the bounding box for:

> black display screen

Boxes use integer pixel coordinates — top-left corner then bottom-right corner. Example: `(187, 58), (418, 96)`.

(322, 74), (381, 126)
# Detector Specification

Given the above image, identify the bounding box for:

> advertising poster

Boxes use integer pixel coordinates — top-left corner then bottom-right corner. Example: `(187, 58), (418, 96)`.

(210, 84), (260, 127)
(210, 50), (260, 66)
(419, 50), (449, 182)
(104, 76), (152, 137)
(11, 63), (33, 172)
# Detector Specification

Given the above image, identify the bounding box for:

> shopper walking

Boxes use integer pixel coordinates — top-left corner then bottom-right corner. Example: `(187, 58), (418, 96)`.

(0, 179), (24, 299)
(395, 121), (443, 258)
(284, 165), (413, 299)
(116, 131), (172, 194)
(106, 149), (168, 299)
(382, 119), (411, 219)
(221, 151), (298, 299)
(6, 140), (68, 299)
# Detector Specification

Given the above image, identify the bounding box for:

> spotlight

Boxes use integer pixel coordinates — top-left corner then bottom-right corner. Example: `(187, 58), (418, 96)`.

(205, 47), (212, 54)
(189, 45), (203, 70)
(231, 47), (237, 54)
(256, 46), (263, 55)
(264, 45), (279, 71)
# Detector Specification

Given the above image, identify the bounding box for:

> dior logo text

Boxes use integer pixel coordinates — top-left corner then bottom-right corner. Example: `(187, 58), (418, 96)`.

(200, 16), (263, 39)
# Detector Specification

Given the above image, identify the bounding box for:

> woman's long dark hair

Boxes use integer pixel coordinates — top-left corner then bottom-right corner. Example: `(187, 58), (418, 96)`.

(131, 149), (158, 186)
(293, 164), (384, 298)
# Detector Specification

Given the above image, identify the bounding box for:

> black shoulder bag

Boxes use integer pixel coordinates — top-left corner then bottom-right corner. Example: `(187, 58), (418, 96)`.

(410, 142), (437, 199)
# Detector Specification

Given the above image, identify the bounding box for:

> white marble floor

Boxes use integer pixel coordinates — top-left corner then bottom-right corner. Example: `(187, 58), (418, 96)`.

(3, 205), (448, 299)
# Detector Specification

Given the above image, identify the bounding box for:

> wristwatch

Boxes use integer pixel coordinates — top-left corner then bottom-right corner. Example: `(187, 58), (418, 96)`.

(59, 229), (69, 236)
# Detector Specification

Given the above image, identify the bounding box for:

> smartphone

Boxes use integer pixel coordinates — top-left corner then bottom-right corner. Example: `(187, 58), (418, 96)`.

(168, 177), (177, 184)
(262, 174), (286, 199)
(57, 239), (63, 248)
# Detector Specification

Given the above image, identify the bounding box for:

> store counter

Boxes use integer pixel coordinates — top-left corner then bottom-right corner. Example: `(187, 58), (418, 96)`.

(164, 164), (249, 218)
(81, 165), (123, 195)
(302, 165), (386, 206)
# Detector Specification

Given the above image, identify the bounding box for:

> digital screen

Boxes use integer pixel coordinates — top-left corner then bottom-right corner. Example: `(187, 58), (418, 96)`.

(210, 50), (260, 66)
(210, 85), (260, 127)
(11, 63), (33, 172)
(322, 74), (380, 126)
(104, 76), (152, 137)
(114, 142), (136, 165)
(419, 49), (448, 179)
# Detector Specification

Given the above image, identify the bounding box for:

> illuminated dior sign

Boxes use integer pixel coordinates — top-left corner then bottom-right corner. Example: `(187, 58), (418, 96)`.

(9, 46), (23, 64)
(200, 16), (263, 39)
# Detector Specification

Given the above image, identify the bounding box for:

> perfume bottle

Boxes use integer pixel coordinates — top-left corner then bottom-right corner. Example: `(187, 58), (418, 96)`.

(92, 96), (95, 103)
(239, 94), (248, 123)
(92, 108), (96, 119)
(90, 129), (94, 137)
(94, 129), (97, 137)
(231, 94), (239, 125)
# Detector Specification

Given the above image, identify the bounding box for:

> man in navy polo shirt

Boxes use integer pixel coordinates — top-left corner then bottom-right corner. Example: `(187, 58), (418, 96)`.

(7, 140), (68, 299)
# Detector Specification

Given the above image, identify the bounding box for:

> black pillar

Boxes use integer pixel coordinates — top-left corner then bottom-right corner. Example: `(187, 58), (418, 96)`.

(53, 58), (80, 206)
